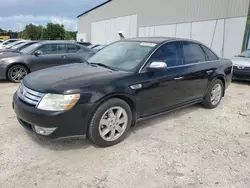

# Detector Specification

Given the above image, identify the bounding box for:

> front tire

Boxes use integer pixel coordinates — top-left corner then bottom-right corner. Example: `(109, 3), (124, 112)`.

(88, 98), (132, 147)
(7, 65), (28, 83)
(202, 79), (224, 109)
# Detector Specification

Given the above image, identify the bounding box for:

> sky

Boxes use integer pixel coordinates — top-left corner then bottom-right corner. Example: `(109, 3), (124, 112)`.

(0, 0), (106, 31)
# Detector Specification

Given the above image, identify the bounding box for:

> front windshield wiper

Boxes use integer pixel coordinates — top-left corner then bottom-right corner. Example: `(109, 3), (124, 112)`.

(90, 62), (117, 71)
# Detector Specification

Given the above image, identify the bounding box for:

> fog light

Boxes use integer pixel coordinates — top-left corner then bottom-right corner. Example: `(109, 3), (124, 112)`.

(33, 125), (57, 136)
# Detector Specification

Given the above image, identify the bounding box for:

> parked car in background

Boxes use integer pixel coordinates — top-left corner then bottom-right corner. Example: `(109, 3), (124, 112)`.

(76, 41), (92, 47)
(231, 49), (250, 81)
(12, 37), (232, 147)
(0, 41), (95, 82)
(3, 40), (26, 50)
(0, 40), (4, 44)
(0, 39), (20, 49)
(0, 41), (37, 53)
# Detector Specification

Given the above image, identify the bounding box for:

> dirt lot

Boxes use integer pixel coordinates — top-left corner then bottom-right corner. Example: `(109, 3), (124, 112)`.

(0, 82), (250, 188)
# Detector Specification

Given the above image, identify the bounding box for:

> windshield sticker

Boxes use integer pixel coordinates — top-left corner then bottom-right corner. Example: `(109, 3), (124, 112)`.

(140, 42), (157, 47)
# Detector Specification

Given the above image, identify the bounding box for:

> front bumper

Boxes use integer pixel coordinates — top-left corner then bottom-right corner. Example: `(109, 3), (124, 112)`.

(233, 68), (250, 81)
(0, 65), (7, 80)
(13, 92), (95, 139)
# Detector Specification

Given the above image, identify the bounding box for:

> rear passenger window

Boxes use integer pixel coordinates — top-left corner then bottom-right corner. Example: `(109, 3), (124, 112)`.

(150, 42), (182, 67)
(201, 45), (219, 61)
(183, 42), (206, 64)
(68, 44), (80, 53)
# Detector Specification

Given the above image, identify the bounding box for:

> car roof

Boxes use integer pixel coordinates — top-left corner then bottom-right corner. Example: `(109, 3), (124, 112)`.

(123, 37), (202, 45)
(124, 37), (175, 43)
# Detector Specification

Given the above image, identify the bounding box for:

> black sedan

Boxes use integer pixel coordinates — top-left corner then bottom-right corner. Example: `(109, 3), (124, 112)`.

(13, 37), (233, 147)
(0, 41), (95, 82)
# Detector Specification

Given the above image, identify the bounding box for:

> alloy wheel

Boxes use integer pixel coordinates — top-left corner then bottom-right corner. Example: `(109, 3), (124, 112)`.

(210, 83), (222, 106)
(99, 106), (128, 142)
(10, 66), (28, 82)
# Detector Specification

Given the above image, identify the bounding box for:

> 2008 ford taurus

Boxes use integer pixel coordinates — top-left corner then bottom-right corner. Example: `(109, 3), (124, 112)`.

(13, 37), (233, 147)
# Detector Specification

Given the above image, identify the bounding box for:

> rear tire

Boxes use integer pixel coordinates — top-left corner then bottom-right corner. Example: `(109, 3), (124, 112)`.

(7, 65), (28, 83)
(88, 98), (132, 147)
(202, 79), (224, 109)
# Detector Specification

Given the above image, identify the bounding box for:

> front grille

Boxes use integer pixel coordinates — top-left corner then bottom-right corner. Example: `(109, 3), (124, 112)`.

(17, 83), (44, 106)
(233, 66), (250, 70)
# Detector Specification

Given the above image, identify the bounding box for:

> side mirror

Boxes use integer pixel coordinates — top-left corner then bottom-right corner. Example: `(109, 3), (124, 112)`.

(147, 61), (167, 71)
(34, 50), (42, 56)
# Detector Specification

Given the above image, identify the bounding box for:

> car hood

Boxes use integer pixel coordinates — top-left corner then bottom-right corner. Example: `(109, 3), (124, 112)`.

(23, 63), (130, 93)
(0, 51), (21, 59)
(231, 56), (250, 67)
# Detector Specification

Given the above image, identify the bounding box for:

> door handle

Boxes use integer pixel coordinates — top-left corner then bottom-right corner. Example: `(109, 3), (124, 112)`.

(206, 70), (213, 74)
(174, 76), (184, 80)
(62, 55), (67, 59)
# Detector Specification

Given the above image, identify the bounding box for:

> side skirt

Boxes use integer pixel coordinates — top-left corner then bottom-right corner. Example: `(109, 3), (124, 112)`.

(136, 98), (203, 123)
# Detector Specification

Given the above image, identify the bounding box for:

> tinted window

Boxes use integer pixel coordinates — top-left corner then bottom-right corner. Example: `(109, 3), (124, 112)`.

(67, 44), (80, 53)
(201, 45), (219, 61)
(38, 44), (66, 55)
(150, 42), (182, 67)
(183, 42), (206, 64)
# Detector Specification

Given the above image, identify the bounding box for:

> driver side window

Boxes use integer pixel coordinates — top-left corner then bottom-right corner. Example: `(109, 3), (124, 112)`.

(149, 42), (182, 67)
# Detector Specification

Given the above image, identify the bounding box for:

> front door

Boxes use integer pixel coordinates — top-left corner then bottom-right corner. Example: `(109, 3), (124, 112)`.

(134, 42), (189, 117)
(31, 44), (69, 71)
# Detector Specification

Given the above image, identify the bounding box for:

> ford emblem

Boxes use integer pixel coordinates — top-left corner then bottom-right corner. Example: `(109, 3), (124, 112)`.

(238, 66), (245, 69)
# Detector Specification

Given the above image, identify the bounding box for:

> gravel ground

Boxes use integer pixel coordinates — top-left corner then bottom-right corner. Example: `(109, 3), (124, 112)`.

(0, 81), (250, 188)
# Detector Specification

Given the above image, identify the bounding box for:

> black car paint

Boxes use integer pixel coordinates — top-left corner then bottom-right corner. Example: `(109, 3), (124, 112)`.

(0, 42), (95, 80)
(13, 38), (233, 139)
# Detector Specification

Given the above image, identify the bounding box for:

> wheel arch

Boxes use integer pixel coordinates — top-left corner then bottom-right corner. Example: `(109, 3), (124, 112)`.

(6, 63), (31, 79)
(93, 93), (137, 126)
(208, 75), (226, 97)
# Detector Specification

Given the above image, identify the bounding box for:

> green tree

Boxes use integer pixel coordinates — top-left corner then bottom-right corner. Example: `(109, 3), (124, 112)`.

(21, 24), (43, 40)
(64, 31), (73, 40)
(44, 23), (65, 40)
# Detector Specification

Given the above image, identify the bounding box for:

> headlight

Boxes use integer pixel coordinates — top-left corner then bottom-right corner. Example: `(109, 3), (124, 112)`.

(37, 93), (80, 111)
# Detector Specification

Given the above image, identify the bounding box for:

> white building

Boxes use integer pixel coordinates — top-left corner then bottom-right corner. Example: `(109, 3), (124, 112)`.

(77, 0), (250, 58)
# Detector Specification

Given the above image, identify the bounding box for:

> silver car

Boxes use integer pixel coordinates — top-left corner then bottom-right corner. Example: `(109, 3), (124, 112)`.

(232, 50), (250, 81)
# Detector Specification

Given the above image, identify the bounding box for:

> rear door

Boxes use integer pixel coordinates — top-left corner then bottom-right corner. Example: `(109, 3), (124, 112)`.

(65, 44), (82, 63)
(65, 44), (95, 63)
(180, 42), (212, 101)
(31, 44), (69, 71)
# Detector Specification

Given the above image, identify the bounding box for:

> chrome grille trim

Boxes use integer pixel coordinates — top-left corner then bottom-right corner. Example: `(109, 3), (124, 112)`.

(17, 83), (45, 106)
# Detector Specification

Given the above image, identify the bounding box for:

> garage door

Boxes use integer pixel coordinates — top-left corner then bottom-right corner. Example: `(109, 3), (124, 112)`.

(91, 14), (137, 44)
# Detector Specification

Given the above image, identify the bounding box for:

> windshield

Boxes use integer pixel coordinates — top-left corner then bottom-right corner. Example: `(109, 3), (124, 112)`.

(88, 41), (155, 71)
(20, 43), (40, 54)
(6, 41), (25, 49)
(11, 42), (28, 49)
(238, 50), (250, 58)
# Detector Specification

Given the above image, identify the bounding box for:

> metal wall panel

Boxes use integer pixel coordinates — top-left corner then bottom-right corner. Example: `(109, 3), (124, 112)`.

(78, 0), (250, 42)
(224, 17), (247, 58)
(139, 16), (246, 58)
(91, 14), (138, 44)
